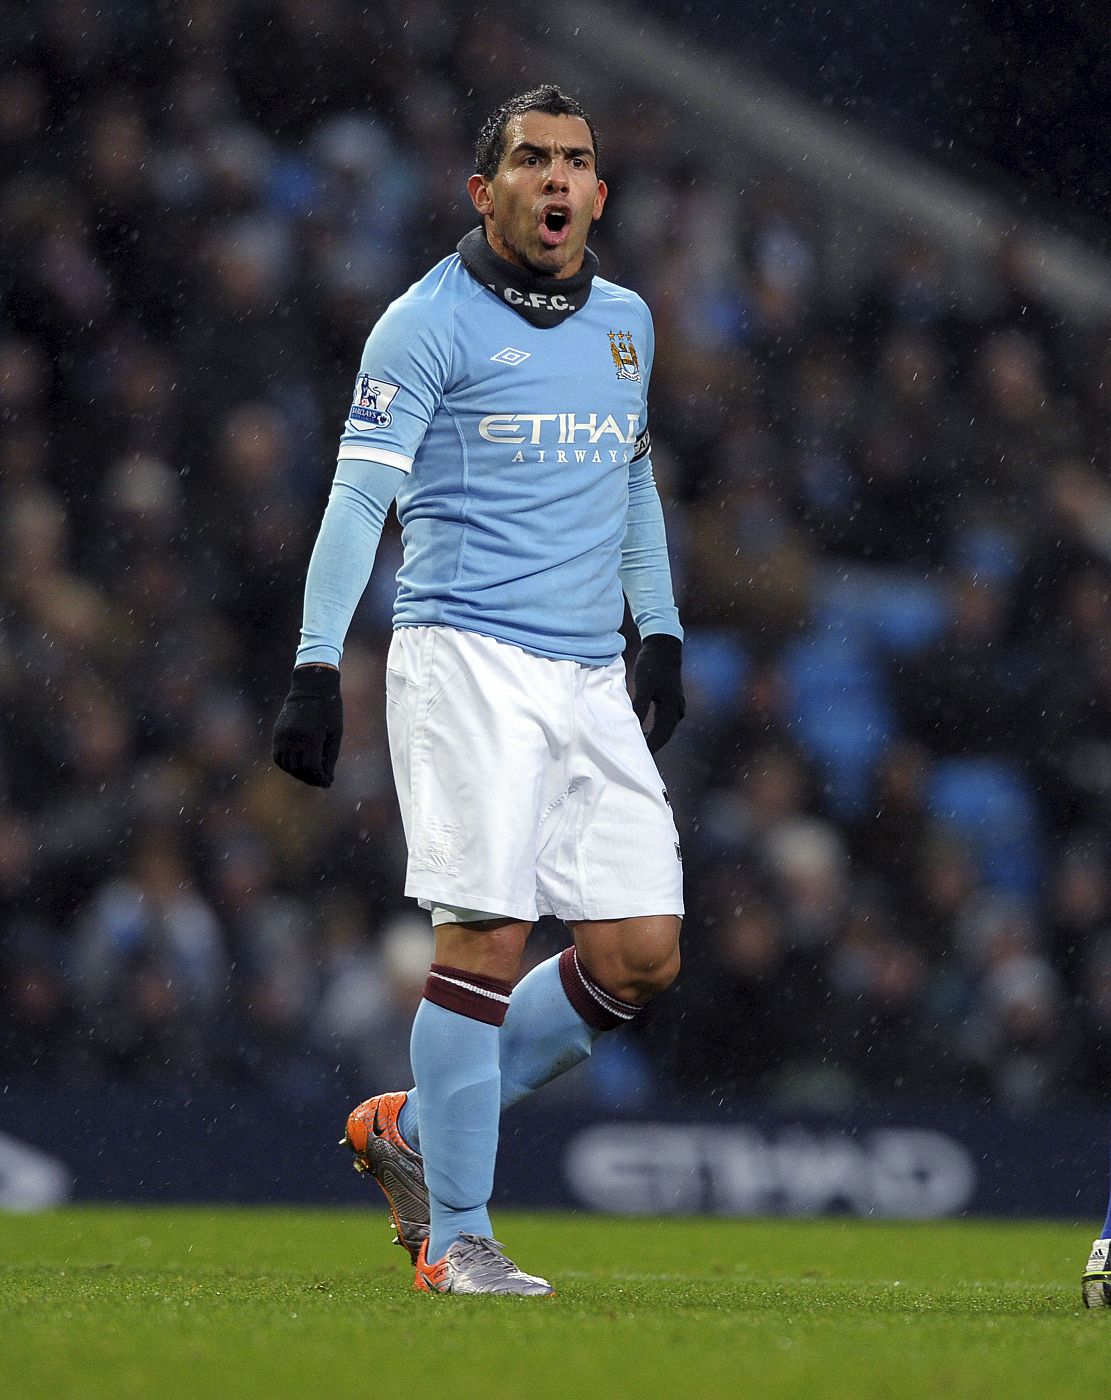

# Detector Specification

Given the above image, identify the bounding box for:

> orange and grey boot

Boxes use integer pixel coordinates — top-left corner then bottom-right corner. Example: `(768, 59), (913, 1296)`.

(342, 1092), (429, 1264)
(412, 1233), (554, 1296)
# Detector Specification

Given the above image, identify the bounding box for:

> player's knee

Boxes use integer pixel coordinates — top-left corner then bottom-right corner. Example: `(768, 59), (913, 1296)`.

(634, 943), (681, 1002)
(597, 942), (681, 1005)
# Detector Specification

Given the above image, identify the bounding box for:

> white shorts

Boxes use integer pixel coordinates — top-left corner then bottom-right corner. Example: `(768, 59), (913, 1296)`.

(385, 625), (684, 924)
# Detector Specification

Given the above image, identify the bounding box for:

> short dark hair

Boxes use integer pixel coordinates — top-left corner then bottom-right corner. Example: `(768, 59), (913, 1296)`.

(474, 85), (599, 180)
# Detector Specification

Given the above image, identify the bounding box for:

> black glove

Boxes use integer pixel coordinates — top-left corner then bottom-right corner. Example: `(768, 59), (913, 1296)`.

(631, 633), (685, 754)
(272, 664), (343, 787)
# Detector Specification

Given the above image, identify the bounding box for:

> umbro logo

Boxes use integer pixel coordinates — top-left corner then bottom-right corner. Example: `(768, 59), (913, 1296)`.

(490, 347), (531, 366)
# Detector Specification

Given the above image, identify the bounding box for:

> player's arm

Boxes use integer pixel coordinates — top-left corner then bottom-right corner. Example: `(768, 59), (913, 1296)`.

(619, 306), (685, 755)
(271, 460), (403, 787)
(620, 438), (685, 754)
(273, 296), (449, 787)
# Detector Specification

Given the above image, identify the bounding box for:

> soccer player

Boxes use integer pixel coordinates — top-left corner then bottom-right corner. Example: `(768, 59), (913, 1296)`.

(273, 86), (685, 1295)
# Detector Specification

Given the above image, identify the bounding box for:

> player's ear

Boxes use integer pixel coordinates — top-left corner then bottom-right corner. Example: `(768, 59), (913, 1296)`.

(468, 173), (494, 218)
(592, 179), (608, 221)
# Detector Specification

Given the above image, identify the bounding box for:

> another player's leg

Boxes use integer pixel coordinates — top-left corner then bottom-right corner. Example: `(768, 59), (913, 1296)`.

(1082, 1163), (1111, 1307)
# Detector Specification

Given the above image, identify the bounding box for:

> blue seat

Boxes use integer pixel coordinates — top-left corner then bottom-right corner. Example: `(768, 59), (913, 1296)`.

(682, 629), (750, 720)
(951, 524), (1020, 584)
(816, 569), (949, 655)
(783, 632), (896, 816)
(927, 758), (1042, 896)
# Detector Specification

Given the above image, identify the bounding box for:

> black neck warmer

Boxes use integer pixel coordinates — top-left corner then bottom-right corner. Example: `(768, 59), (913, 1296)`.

(457, 227), (598, 329)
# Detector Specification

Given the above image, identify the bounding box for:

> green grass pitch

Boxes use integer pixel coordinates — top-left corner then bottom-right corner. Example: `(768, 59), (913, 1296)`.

(0, 1207), (1103, 1398)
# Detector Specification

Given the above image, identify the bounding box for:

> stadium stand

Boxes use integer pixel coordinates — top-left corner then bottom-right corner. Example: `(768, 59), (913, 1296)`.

(2, 0), (1110, 1116)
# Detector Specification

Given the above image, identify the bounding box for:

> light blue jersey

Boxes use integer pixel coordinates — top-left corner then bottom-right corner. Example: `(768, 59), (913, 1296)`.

(296, 245), (681, 668)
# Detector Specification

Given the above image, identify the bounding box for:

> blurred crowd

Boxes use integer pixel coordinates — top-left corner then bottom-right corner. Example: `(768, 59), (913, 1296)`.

(4, 0), (1111, 1114)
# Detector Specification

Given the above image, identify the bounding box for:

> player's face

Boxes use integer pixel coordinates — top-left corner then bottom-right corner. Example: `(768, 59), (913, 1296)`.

(467, 112), (607, 280)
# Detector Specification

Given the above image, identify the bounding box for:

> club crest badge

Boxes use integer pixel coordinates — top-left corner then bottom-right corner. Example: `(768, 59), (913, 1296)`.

(347, 373), (400, 431)
(609, 330), (641, 383)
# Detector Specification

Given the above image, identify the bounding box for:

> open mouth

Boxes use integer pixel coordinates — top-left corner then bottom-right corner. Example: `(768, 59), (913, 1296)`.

(539, 205), (571, 247)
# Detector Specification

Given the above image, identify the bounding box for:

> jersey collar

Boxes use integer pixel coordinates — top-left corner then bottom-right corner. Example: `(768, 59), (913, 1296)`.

(457, 227), (598, 328)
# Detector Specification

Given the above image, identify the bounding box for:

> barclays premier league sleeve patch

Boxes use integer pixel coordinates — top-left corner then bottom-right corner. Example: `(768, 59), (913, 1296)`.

(347, 373), (401, 431)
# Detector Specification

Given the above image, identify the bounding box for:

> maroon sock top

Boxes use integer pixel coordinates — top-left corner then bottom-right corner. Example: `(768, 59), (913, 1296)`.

(558, 947), (641, 1032)
(423, 963), (513, 1026)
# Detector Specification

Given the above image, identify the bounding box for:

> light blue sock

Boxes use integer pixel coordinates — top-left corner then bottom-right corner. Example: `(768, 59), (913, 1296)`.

(499, 952), (601, 1104)
(408, 997), (501, 1261)
(399, 953), (603, 1153)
